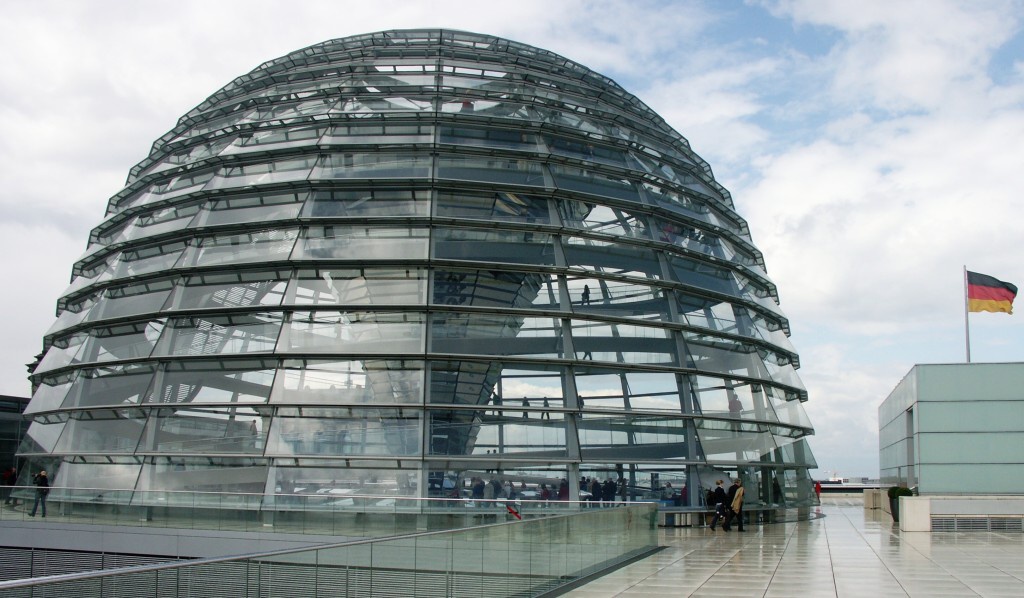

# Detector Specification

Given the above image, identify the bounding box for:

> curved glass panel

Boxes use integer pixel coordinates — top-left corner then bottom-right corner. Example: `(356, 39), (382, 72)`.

(208, 156), (316, 189)
(86, 278), (176, 324)
(430, 314), (563, 359)
(265, 407), (421, 457)
(292, 225), (429, 261)
(153, 313), (283, 356)
(312, 153), (431, 179)
(570, 318), (676, 365)
(168, 270), (288, 311)
(303, 189), (430, 218)
(53, 410), (147, 455)
(272, 359), (424, 405)
(574, 368), (682, 412)
(578, 414), (691, 461)
(436, 191), (552, 224)
(428, 409), (567, 456)
(282, 311), (424, 354)
(181, 229), (298, 268)
(60, 363), (157, 409)
(24, 373), (76, 415)
(194, 191), (307, 227)
(434, 227), (556, 266)
(135, 458), (268, 504)
(290, 267), (427, 306)
(136, 407), (265, 454)
(437, 155), (546, 187)
(432, 269), (559, 310)
(148, 360), (276, 405)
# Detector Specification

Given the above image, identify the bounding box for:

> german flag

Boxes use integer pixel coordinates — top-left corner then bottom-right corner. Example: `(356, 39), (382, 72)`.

(967, 271), (1017, 314)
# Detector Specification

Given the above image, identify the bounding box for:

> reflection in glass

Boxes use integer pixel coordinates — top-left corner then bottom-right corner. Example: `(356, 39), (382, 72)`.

(283, 311), (424, 354)
(17, 420), (67, 455)
(87, 278), (175, 323)
(70, 321), (165, 366)
(169, 270), (288, 310)
(209, 156), (316, 189)
(304, 189), (429, 218)
(428, 409), (566, 456)
(559, 201), (649, 238)
(195, 191), (307, 227)
(432, 269), (558, 309)
(54, 410), (147, 454)
(324, 123), (432, 145)
(431, 314), (562, 359)
(154, 313), (283, 356)
(437, 156), (546, 186)
(135, 457), (268, 505)
(137, 407), (264, 454)
(270, 464), (419, 500)
(121, 202), (202, 243)
(434, 227), (555, 265)
(436, 191), (551, 224)
(683, 332), (771, 380)
(265, 407), (421, 456)
(291, 267), (426, 306)
(563, 239), (661, 280)
(61, 363), (157, 409)
(568, 275), (669, 321)
(550, 163), (639, 201)
(313, 153), (431, 179)
(574, 368), (681, 412)
(25, 372), (75, 415)
(438, 125), (539, 152)
(273, 359), (423, 405)
(293, 225), (429, 261)
(112, 240), (187, 280)
(578, 414), (690, 461)
(570, 319), (675, 365)
(149, 360), (276, 405)
(696, 419), (778, 462)
(51, 459), (141, 502)
(184, 229), (298, 268)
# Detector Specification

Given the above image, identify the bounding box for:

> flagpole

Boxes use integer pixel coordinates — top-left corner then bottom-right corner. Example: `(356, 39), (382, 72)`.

(963, 266), (971, 363)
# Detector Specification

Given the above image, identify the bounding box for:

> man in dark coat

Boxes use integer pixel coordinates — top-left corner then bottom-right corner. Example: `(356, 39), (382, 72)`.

(30, 470), (49, 517)
(602, 478), (617, 503)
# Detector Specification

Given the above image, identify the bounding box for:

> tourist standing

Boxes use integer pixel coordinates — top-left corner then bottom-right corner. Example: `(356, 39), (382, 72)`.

(29, 470), (49, 517)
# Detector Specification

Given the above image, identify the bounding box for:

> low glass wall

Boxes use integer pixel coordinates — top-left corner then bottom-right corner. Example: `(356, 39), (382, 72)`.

(1, 485), (635, 538)
(0, 504), (658, 597)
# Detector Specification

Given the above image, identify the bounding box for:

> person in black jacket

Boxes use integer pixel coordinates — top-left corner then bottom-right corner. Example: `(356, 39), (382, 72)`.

(29, 470), (49, 517)
(708, 479), (728, 530)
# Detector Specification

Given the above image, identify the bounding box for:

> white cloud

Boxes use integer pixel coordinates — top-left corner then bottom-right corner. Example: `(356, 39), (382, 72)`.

(767, 0), (1021, 111)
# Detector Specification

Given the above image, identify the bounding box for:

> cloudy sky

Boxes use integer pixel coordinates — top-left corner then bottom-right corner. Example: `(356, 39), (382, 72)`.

(2, 0), (1022, 479)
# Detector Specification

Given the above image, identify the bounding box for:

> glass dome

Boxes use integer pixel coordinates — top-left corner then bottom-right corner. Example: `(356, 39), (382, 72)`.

(24, 29), (817, 513)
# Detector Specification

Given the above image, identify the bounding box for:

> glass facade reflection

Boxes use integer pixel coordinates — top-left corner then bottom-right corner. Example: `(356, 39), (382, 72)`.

(25, 29), (816, 512)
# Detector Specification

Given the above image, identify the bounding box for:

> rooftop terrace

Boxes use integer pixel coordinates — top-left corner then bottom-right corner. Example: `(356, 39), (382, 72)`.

(565, 496), (1024, 597)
